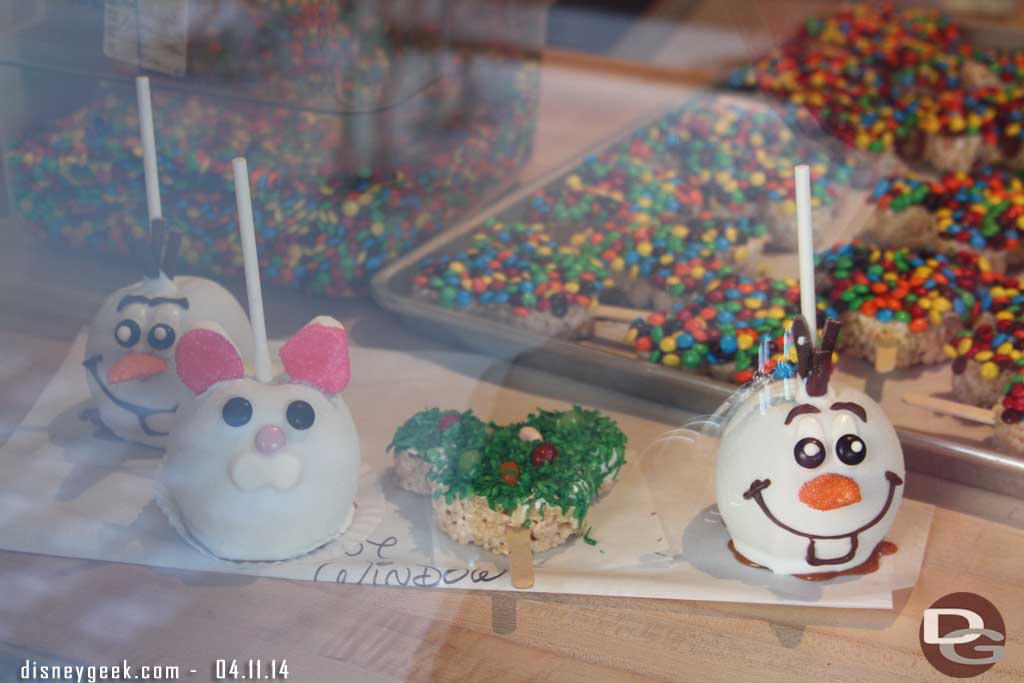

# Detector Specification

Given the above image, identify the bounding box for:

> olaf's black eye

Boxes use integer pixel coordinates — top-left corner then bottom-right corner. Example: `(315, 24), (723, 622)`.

(114, 319), (141, 348)
(286, 400), (315, 430)
(148, 323), (176, 350)
(794, 437), (826, 469)
(222, 397), (252, 427)
(836, 434), (866, 465)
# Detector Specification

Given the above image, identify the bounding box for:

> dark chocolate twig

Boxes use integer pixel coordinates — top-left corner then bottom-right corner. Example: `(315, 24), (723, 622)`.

(789, 315), (842, 394)
(806, 350), (832, 396)
(136, 233), (161, 279)
(820, 318), (841, 354)
(161, 230), (182, 279)
(150, 217), (167, 257)
(130, 236), (159, 279)
(790, 316), (814, 378)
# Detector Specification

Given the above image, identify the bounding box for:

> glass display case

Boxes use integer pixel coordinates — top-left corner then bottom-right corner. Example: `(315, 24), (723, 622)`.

(1, 0), (547, 296)
(1, 2), (1023, 681)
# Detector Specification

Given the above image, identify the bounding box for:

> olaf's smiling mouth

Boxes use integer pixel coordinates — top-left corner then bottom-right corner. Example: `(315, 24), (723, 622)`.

(741, 471), (903, 566)
(83, 353), (178, 437)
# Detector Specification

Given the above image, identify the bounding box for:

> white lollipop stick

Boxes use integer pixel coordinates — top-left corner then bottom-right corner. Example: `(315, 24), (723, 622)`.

(232, 157), (273, 383)
(135, 77), (162, 222)
(794, 164), (817, 342)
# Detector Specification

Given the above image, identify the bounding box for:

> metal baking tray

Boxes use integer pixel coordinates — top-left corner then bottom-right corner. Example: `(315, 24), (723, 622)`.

(371, 105), (1024, 499)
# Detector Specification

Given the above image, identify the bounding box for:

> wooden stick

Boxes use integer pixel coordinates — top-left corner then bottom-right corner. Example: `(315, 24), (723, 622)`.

(135, 77), (162, 222)
(590, 320), (632, 346)
(591, 304), (651, 323)
(232, 157), (273, 383)
(902, 392), (995, 426)
(506, 526), (534, 589)
(874, 340), (899, 374)
(541, 47), (722, 87)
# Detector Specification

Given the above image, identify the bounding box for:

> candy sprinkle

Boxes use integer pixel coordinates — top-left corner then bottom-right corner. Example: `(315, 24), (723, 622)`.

(626, 275), (803, 384)
(816, 243), (988, 331)
(728, 4), (1024, 165)
(872, 169), (1024, 254)
(8, 50), (538, 297)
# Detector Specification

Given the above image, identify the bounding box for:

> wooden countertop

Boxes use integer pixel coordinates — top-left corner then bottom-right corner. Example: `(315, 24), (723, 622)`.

(2, 27), (1024, 683)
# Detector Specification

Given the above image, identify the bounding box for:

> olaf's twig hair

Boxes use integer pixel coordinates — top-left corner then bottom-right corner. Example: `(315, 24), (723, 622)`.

(806, 349), (833, 396)
(130, 235), (157, 279)
(149, 217), (166, 253)
(161, 230), (182, 279)
(140, 217), (183, 280)
(145, 217), (167, 279)
(790, 315), (842, 396)
(820, 318), (841, 354)
(790, 316), (814, 379)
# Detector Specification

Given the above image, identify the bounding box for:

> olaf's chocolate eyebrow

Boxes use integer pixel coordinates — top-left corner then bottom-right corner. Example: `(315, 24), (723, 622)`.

(784, 404), (820, 425)
(831, 402), (867, 423)
(116, 295), (190, 311)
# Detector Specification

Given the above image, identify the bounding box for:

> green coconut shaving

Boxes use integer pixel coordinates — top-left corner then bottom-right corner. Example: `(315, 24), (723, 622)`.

(424, 405), (627, 524)
(386, 408), (487, 463)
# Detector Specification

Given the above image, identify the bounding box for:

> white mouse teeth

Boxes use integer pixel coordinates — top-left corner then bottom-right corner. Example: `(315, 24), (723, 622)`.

(230, 451), (303, 492)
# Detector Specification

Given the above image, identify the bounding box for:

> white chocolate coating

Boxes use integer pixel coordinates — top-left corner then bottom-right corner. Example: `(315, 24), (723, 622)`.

(159, 318), (360, 562)
(84, 275), (252, 448)
(715, 380), (905, 575)
(161, 379), (359, 561)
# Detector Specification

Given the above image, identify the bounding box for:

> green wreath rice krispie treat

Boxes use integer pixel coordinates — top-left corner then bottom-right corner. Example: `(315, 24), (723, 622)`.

(387, 408), (487, 495)
(391, 406), (627, 555)
(431, 406), (626, 555)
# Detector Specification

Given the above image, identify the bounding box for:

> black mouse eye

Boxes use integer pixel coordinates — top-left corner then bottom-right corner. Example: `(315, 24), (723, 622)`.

(836, 434), (866, 466)
(147, 323), (176, 350)
(114, 319), (141, 348)
(286, 400), (315, 430)
(794, 437), (826, 469)
(222, 397), (252, 427)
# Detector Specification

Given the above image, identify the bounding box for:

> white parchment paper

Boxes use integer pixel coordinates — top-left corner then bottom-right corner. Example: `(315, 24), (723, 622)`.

(0, 332), (933, 607)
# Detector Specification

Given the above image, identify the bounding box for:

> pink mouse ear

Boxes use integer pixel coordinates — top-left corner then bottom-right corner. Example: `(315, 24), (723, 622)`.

(176, 324), (246, 395)
(279, 316), (351, 394)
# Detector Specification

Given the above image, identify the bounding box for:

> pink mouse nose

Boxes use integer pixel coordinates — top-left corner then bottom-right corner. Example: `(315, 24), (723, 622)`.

(255, 425), (287, 455)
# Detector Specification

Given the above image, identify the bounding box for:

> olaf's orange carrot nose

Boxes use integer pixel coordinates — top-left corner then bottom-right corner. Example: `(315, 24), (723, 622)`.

(799, 473), (861, 511)
(107, 352), (167, 384)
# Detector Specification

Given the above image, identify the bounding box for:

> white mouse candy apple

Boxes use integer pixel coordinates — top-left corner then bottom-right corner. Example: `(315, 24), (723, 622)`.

(159, 316), (360, 561)
(83, 231), (252, 449)
(715, 318), (905, 576)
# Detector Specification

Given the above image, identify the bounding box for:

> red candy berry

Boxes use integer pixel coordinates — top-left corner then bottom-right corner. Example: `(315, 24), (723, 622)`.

(499, 460), (520, 486)
(438, 413), (460, 432)
(530, 443), (559, 467)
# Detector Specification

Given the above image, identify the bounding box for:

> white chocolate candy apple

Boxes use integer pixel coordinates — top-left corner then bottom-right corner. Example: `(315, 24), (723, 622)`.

(715, 318), (905, 576)
(83, 227), (252, 448)
(159, 316), (360, 561)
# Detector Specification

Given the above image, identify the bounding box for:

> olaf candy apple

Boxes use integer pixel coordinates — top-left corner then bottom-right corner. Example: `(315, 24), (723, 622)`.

(715, 316), (906, 576)
(160, 317), (360, 561)
(83, 223), (253, 448)
(83, 77), (252, 448)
